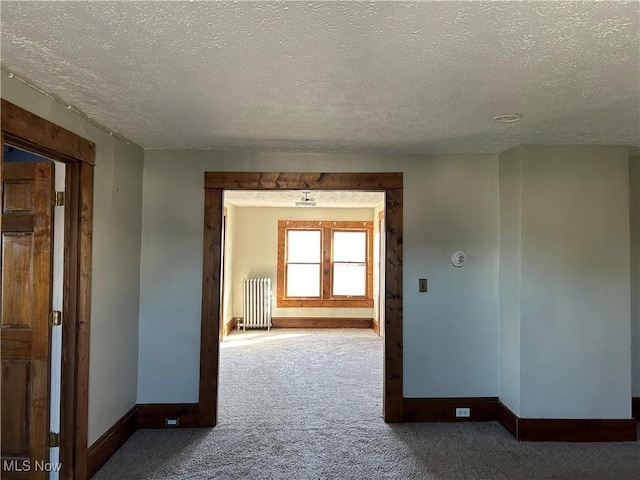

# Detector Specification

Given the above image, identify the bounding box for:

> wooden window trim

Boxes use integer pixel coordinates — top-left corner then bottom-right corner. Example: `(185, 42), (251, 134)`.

(277, 220), (373, 308)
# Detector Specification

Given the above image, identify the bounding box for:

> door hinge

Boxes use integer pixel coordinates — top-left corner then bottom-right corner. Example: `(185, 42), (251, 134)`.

(52, 310), (62, 326)
(49, 431), (60, 448)
(54, 191), (65, 207)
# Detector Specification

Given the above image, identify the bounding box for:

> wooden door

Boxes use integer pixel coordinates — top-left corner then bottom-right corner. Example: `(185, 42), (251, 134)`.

(1, 161), (54, 479)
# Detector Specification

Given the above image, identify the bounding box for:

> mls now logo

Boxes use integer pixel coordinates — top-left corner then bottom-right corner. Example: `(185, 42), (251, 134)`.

(3, 460), (62, 472)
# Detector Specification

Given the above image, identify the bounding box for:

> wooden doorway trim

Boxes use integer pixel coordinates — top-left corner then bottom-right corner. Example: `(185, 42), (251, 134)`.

(1, 99), (95, 480)
(200, 172), (403, 425)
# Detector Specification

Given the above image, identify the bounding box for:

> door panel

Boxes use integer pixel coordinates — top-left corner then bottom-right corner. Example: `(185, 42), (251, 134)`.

(3, 235), (35, 325)
(3, 181), (33, 212)
(2, 361), (30, 455)
(1, 161), (54, 480)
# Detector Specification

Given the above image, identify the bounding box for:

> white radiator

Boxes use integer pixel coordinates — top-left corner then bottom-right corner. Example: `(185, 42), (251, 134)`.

(242, 278), (272, 330)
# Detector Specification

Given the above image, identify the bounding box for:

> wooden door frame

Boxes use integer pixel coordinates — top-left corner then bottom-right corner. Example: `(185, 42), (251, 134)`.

(200, 172), (403, 425)
(1, 99), (95, 480)
(377, 210), (385, 337)
(218, 207), (228, 341)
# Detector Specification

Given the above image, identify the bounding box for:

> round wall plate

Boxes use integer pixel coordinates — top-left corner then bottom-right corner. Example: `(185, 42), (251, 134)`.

(451, 251), (467, 267)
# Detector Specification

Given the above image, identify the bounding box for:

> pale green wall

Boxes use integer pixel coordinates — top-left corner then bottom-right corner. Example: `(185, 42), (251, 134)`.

(230, 206), (376, 319)
(514, 146), (631, 418)
(630, 155), (639, 397)
(498, 147), (522, 415)
(137, 151), (500, 402)
(1, 71), (145, 444)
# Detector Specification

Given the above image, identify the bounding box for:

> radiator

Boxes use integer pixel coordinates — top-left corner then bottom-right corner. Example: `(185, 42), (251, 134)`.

(241, 278), (272, 330)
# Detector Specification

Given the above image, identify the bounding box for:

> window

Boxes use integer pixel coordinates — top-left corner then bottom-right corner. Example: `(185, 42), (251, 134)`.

(277, 220), (373, 307)
(286, 230), (321, 297)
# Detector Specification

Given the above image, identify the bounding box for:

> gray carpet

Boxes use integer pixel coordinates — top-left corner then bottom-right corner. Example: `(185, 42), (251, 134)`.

(93, 329), (640, 480)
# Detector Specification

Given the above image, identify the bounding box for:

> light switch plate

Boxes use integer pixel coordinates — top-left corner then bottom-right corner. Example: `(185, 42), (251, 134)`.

(419, 279), (428, 292)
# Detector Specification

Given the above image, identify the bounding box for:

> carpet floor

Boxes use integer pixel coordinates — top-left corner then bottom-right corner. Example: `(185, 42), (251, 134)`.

(93, 328), (639, 480)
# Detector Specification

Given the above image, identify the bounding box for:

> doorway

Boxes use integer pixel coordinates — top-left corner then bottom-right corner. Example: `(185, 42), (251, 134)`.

(2, 146), (67, 480)
(199, 172), (403, 426)
(1, 100), (95, 480)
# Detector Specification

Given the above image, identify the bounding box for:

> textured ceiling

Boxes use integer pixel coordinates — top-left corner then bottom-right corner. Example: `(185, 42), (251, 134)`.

(225, 190), (384, 208)
(1, 1), (638, 154)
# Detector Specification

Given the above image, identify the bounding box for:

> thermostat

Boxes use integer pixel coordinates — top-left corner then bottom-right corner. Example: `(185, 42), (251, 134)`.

(451, 251), (467, 268)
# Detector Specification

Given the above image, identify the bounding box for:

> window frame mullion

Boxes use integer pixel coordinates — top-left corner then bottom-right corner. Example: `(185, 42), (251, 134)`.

(322, 226), (331, 300)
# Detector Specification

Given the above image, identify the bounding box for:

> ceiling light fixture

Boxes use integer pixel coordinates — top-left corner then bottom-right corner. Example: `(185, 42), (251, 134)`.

(494, 114), (522, 123)
(295, 191), (316, 207)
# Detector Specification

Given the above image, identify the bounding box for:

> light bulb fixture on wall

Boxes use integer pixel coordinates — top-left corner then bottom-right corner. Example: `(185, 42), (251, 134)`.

(295, 191), (316, 207)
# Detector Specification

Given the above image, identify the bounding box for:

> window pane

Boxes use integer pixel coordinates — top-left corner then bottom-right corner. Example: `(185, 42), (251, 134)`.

(333, 231), (366, 262)
(333, 264), (366, 296)
(287, 230), (321, 262)
(287, 264), (321, 297)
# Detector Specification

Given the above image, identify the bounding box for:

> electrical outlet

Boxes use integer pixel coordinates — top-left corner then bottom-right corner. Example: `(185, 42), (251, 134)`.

(418, 278), (428, 292)
(455, 408), (470, 418)
(165, 418), (179, 426)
